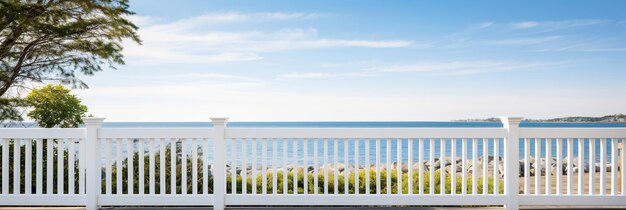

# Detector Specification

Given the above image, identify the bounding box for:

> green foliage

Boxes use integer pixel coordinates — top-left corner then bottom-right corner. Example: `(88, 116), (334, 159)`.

(0, 0), (141, 93)
(25, 84), (87, 128)
(0, 0), (141, 121)
(226, 168), (504, 195)
(0, 140), (77, 194)
(0, 97), (25, 124)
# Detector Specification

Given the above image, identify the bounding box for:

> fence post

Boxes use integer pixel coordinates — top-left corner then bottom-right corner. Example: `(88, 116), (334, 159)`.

(211, 117), (229, 210)
(501, 116), (522, 210)
(83, 117), (105, 210)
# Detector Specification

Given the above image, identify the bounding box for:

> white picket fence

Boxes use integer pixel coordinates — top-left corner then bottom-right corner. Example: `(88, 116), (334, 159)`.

(0, 117), (625, 210)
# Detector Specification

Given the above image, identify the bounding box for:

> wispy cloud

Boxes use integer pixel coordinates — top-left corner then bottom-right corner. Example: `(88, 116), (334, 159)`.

(278, 60), (569, 79)
(367, 60), (568, 76)
(486, 36), (561, 46)
(580, 48), (626, 52)
(167, 73), (262, 82)
(124, 12), (413, 64)
(512, 21), (540, 29)
(277, 72), (377, 79)
(509, 20), (607, 31)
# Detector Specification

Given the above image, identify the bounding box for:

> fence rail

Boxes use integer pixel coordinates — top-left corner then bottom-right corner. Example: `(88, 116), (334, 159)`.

(0, 117), (624, 210)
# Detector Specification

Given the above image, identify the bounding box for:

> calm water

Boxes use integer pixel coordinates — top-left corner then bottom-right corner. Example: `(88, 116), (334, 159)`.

(98, 122), (625, 166)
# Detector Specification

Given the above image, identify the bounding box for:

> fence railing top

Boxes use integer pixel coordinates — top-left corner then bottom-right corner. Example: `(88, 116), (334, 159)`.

(0, 128), (86, 138)
(224, 127), (508, 139)
(519, 127), (626, 138)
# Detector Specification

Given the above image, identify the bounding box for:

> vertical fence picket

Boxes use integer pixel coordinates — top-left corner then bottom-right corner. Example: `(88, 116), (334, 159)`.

(314, 138), (318, 194)
(170, 139), (176, 194)
(67, 139), (74, 194)
(300, 138), (306, 194)
(440, 138), (445, 194)
(387, 138), (391, 195)
(1, 139), (7, 194)
(203, 138), (209, 195)
(612, 138), (618, 195)
(116, 138), (122, 195)
(430, 138), (435, 195)
(622, 138), (625, 195)
(323, 138), (328, 194)
(232, 138), (237, 194)
(578, 138), (584, 195)
(398, 138), (402, 194)
(333, 138), (338, 194)
(272, 138), (277, 195)
(105, 139), (112, 195)
(180, 139), (187, 194)
(242, 138), (248, 195)
(556, 138), (562, 195)
(149, 139), (156, 194)
(191, 138), (198, 195)
(262, 138), (267, 194)
(408, 138), (413, 195)
(127, 138), (134, 195)
(535, 138), (541, 195)
(418, 138), (424, 195)
(472, 138), (477, 195)
(365, 139), (370, 194)
(343, 138), (347, 195)
(354, 138), (359, 195)
(461, 138), (467, 195)
(25, 138), (32, 194)
(138, 139), (145, 194)
(451, 138), (456, 195)
(546, 138), (552, 195)
(493, 138), (499, 195)
(283, 138), (288, 194)
(482, 138), (487, 195)
(161, 138), (167, 195)
(600, 138), (606, 195)
(13, 139), (21, 194)
(47, 138), (53, 194)
(524, 138), (530, 194)
(79, 138), (85, 195)
(567, 138), (573, 195)
(590, 138), (596, 195)
(293, 138), (297, 195)
(376, 138), (381, 195)
(252, 138), (257, 195)
(36, 138), (43, 194)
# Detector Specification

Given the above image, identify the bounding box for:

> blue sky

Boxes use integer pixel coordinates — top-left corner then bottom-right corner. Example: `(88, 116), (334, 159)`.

(74, 0), (626, 121)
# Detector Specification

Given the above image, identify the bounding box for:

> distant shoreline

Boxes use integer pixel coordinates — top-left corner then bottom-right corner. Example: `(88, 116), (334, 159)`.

(455, 114), (626, 123)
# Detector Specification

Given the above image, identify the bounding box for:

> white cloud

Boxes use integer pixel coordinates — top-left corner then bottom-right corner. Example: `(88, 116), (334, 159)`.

(276, 60), (568, 80)
(512, 21), (539, 29)
(367, 60), (567, 76)
(510, 20), (606, 31)
(486, 36), (561, 45)
(581, 48), (626, 52)
(277, 72), (376, 79)
(167, 73), (261, 82)
(123, 13), (413, 64)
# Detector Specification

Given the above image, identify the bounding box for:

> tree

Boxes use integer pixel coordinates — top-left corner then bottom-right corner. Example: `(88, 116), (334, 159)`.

(25, 84), (87, 128)
(0, 97), (25, 124)
(0, 0), (140, 121)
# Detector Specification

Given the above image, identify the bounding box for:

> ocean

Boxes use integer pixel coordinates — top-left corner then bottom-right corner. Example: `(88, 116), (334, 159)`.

(97, 121), (626, 164)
